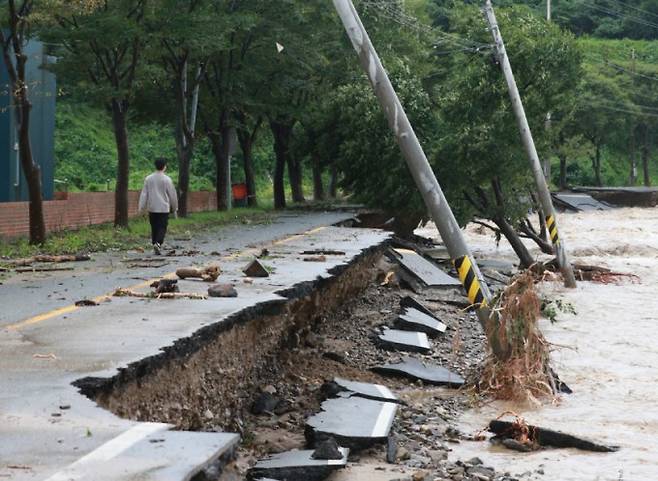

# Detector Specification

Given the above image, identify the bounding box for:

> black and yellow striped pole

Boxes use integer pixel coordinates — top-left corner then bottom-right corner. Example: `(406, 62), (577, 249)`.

(333, 0), (510, 359)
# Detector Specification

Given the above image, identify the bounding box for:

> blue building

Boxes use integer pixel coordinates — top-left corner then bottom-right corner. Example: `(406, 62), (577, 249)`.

(0, 40), (56, 202)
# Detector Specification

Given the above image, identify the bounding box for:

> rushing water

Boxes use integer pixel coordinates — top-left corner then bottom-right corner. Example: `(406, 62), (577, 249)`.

(418, 208), (658, 481)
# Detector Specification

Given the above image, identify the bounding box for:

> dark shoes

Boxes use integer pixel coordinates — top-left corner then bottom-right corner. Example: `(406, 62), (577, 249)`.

(153, 243), (162, 255)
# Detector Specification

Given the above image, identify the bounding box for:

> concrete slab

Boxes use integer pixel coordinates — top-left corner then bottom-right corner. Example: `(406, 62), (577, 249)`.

(377, 328), (431, 353)
(305, 397), (398, 450)
(552, 193), (612, 212)
(372, 357), (465, 388)
(333, 378), (398, 403)
(44, 426), (239, 481)
(399, 296), (435, 318)
(391, 248), (460, 287)
(396, 307), (446, 337)
(248, 448), (348, 481)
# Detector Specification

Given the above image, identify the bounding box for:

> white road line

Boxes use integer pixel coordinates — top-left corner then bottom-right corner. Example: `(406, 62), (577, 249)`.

(370, 402), (397, 438)
(44, 423), (169, 481)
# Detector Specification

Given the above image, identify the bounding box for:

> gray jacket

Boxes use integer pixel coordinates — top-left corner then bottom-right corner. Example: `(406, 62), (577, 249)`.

(138, 172), (178, 214)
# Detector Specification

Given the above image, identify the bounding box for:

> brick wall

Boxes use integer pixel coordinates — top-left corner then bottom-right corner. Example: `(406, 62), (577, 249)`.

(0, 191), (218, 239)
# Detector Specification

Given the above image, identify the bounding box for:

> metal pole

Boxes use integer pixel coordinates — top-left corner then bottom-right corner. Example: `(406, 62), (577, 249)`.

(483, 0), (577, 288)
(547, 0), (551, 22)
(332, 0), (510, 358)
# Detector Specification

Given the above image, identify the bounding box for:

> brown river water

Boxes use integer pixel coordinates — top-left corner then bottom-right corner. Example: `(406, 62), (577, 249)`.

(418, 207), (658, 480)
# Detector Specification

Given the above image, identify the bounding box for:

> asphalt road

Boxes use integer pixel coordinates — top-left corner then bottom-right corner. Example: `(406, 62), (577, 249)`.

(0, 210), (354, 329)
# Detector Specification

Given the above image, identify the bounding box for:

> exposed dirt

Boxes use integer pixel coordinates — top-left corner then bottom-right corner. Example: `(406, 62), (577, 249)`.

(220, 257), (524, 480)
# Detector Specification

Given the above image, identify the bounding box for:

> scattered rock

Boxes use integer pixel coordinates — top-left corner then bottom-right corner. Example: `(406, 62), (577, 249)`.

(311, 437), (343, 460)
(208, 284), (238, 298)
(243, 259), (270, 278)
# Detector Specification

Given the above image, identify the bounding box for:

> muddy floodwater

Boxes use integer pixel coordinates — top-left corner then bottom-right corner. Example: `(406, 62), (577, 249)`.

(418, 208), (658, 480)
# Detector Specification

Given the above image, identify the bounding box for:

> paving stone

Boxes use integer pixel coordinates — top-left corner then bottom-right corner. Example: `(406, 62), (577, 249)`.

(378, 329), (431, 353)
(396, 307), (446, 337)
(392, 248), (460, 287)
(333, 377), (399, 403)
(248, 448), (349, 481)
(372, 357), (465, 388)
(305, 397), (398, 450)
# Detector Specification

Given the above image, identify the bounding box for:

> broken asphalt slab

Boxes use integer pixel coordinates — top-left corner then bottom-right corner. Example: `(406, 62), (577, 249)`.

(396, 307), (447, 337)
(332, 377), (399, 404)
(372, 357), (465, 388)
(489, 420), (619, 453)
(305, 397), (398, 450)
(248, 448), (349, 481)
(391, 248), (460, 287)
(377, 328), (431, 353)
(552, 192), (613, 212)
(42, 426), (239, 481)
(399, 296), (436, 318)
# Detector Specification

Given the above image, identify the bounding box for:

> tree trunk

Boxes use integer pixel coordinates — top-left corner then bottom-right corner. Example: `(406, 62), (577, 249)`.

(328, 162), (338, 198)
(311, 152), (325, 201)
(558, 152), (568, 190)
(178, 147), (192, 216)
(594, 145), (603, 187)
(494, 216), (534, 269)
(111, 99), (130, 228)
(237, 129), (258, 207)
(287, 155), (305, 203)
(642, 126), (651, 187)
(629, 127), (637, 186)
(1, 23), (46, 244)
(270, 119), (294, 210)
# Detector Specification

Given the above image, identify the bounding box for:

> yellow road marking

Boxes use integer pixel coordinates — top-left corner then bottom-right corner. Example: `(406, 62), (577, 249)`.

(4, 226), (329, 331)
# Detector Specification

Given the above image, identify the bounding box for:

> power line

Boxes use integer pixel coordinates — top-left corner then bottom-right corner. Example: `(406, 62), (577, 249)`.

(580, 1), (658, 32)
(606, 0), (658, 22)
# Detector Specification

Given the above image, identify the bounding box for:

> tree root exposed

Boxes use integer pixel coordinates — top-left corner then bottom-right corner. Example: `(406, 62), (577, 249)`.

(480, 270), (556, 405)
(175, 266), (220, 282)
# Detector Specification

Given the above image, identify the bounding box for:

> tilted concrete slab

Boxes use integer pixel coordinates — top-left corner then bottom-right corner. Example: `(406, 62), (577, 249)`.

(377, 328), (431, 353)
(391, 248), (460, 287)
(0, 222), (391, 481)
(396, 307), (447, 337)
(372, 357), (465, 388)
(552, 193), (612, 212)
(305, 397), (398, 450)
(333, 378), (398, 403)
(43, 426), (239, 481)
(399, 296), (436, 318)
(248, 448), (349, 481)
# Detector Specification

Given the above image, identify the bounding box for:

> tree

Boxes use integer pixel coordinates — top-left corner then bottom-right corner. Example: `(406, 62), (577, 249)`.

(45, 0), (147, 227)
(147, 0), (216, 216)
(0, 0), (46, 244)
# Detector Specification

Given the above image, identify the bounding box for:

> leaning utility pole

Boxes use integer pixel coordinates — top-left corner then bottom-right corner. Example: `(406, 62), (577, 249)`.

(483, 0), (577, 288)
(333, 0), (509, 359)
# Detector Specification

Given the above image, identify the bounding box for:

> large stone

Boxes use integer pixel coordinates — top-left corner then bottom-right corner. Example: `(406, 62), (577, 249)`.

(372, 357), (465, 388)
(243, 259), (270, 278)
(391, 248), (460, 287)
(248, 448), (349, 481)
(396, 308), (446, 337)
(305, 397), (398, 450)
(207, 284), (238, 298)
(377, 329), (431, 354)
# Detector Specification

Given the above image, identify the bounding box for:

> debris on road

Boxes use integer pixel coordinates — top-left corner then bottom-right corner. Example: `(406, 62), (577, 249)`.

(74, 299), (99, 307)
(113, 288), (206, 300)
(489, 417), (619, 453)
(328, 377), (400, 404)
(303, 255), (327, 263)
(150, 278), (179, 294)
(8, 254), (91, 267)
(395, 307), (447, 337)
(300, 249), (346, 256)
(243, 259), (270, 278)
(32, 353), (58, 360)
(176, 265), (221, 282)
(207, 283), (238, 298)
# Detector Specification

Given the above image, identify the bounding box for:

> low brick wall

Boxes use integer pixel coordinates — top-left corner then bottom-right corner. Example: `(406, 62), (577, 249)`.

(0, 191), (217, 239)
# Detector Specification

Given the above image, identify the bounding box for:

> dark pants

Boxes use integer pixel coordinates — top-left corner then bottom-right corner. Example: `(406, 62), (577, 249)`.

(149, 212), (169, 245)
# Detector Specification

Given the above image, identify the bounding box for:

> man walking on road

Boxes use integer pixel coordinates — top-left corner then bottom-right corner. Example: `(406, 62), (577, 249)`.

(138, 157), (178, 255)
